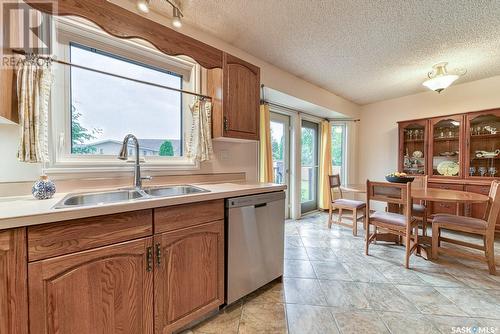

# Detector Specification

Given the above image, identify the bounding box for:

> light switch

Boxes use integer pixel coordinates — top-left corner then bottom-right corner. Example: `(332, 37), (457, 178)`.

(219, 150), (230, 161)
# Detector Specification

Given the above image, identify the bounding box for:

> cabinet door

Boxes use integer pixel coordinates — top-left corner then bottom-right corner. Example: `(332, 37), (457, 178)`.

(154, 220), (224, 334)
(0, 228), (28, 334)
(29, 238), (153, 334)
(465, 109), (500, 180)
(223, 53), (260, 140)
(428, 115), (464, 178)
(398, 119), (428, 175)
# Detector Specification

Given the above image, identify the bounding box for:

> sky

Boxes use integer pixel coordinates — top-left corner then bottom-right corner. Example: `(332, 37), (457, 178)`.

(69, 44), (182, 143)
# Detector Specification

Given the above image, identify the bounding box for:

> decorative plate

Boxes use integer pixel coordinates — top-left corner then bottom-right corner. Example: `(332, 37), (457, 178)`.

(412, 150), (423, 159)
(437, 161), (459, 176)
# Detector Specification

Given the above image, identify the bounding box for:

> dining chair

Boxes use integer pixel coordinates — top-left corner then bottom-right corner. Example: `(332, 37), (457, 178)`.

(365, 180), (419, 268)
(328, 174), (366, 236)
(412, 175), (429, 236)
(431, 180), (500, 275)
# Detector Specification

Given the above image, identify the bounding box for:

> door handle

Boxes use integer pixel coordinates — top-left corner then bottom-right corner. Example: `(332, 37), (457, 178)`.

(155, 243), (161, 267)
(146, 246), (153, 272)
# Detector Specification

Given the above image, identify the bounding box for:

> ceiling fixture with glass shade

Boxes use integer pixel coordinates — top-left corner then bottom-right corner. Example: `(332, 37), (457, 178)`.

(422, 62), (466, 93)
(136, 0), (184, 28)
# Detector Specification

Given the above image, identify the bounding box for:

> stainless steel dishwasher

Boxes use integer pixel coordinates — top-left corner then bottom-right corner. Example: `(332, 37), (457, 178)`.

(225, 191), (285, 305)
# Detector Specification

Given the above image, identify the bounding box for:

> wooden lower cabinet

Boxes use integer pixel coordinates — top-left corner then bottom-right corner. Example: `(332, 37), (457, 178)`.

(0, 228), (28, 334)
(154, 220), (224, 334)
(1, 202), (226, 334)
(28, 237), (154, 334)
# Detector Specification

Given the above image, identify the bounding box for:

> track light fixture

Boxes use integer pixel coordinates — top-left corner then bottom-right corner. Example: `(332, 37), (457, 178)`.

(136, 0), (184, 29)
(172, 6), (182, 28)
(136, 0), (150, 13)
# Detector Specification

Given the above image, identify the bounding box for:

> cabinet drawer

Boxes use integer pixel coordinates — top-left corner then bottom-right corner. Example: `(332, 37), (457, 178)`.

(431, 201), (459, 215)
(154, 200), (224, 233)
(28, 210), (153, 261)
(428, 183), (464, 191)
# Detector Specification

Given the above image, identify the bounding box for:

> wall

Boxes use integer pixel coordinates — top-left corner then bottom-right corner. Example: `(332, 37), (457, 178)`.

(0, 121), (257, 184)
(110, 0), (360, 120)
(0, 0), (359, 188)
(358, 75), (500, 183)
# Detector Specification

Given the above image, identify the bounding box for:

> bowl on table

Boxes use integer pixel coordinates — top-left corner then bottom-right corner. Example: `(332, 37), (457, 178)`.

(385, 175), (415, 183)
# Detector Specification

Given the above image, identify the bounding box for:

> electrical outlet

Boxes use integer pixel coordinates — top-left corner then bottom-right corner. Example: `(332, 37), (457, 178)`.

(219, 150), (230, 161)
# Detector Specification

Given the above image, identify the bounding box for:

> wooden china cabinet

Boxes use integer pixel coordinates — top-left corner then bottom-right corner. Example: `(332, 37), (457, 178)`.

(398, 108), (500, 233)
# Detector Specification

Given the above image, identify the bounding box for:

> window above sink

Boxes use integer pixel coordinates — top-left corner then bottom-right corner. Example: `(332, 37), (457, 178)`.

(47, 17), (202, 175)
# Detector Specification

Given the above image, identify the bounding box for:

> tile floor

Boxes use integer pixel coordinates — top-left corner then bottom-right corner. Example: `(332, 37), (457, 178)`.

(183, 212), (500, 334)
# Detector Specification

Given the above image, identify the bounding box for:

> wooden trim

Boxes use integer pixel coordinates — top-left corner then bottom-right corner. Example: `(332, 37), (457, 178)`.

(28, 209), (153, 261)
(397, 108), (500, 124)
(24, 0), (223, 69)
(0, 228), (28, 334)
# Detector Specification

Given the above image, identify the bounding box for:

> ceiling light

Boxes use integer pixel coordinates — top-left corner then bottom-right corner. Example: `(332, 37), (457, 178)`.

(422, 62), (465, 93)
(137, 0), (150, 13)
(172, 6), (182, 28)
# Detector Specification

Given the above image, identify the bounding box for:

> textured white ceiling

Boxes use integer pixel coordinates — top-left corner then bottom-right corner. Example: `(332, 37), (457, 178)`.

(145, 0), (500, 105)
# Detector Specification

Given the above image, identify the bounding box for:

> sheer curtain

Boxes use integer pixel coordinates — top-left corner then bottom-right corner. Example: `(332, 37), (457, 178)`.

(186, 98), (213, 162)
(259, 103), (273, 182)
(16, 57), (53, 163)
(318, 120), (332, 210)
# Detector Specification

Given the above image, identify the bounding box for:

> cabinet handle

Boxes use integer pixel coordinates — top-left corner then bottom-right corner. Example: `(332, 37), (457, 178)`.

(155, 243), (161, 267)
(146, 246), (153, 272)
(223, 117), (229, 131)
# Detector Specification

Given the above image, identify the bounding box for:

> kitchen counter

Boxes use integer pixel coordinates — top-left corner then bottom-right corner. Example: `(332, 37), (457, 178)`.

(0, 182), (286, 230)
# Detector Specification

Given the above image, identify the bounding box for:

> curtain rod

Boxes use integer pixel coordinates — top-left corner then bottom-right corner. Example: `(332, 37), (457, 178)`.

(11, 49), (212, 100)
(260, 84), (359, 122)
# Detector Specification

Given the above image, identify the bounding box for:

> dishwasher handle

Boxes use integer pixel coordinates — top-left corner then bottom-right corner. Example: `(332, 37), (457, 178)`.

(254, 203), (267, 208)
(226, 191), (285, 208)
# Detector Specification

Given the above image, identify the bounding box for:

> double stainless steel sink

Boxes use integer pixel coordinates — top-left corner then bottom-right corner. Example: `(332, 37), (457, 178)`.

(54, 185), (209, 209)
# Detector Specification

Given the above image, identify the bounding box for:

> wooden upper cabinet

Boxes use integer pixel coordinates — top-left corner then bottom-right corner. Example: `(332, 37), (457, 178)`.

(154, 220), (224, 334)
(465, 109), (500, 180)
(398, 119), (428, 175)
(0, 68), (17, 124)
(0, 228), (28, 334)
(28, 237), (154, 334)
(223, 54), (260, 140)
(428, 114), (465, 179)
(209, 53), (260, 141)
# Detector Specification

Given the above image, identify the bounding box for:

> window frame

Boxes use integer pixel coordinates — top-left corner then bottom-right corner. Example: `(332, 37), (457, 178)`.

(47, 17), (201, 175)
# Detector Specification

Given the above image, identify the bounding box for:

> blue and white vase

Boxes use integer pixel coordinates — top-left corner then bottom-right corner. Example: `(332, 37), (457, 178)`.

(32, 176), (56, 200)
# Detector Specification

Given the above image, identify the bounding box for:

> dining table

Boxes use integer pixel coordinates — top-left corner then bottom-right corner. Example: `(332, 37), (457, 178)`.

(341, 183), (490, 259)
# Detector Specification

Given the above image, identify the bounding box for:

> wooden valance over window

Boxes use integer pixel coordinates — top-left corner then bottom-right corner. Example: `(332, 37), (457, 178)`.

(24, 0), (224, 69)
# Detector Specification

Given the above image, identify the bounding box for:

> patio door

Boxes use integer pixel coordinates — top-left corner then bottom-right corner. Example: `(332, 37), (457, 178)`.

(301, 120), (319, 213)
(270, 112), (291, 218)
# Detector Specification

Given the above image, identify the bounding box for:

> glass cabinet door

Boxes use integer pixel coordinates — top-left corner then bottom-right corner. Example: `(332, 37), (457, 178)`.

(429, 116), (463, 178)
(466, 110), (500, 179)
(399, 121), (427, 175)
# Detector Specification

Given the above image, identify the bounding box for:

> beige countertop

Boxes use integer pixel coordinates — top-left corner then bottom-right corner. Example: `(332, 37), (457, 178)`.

(0, 182), (286, 230)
